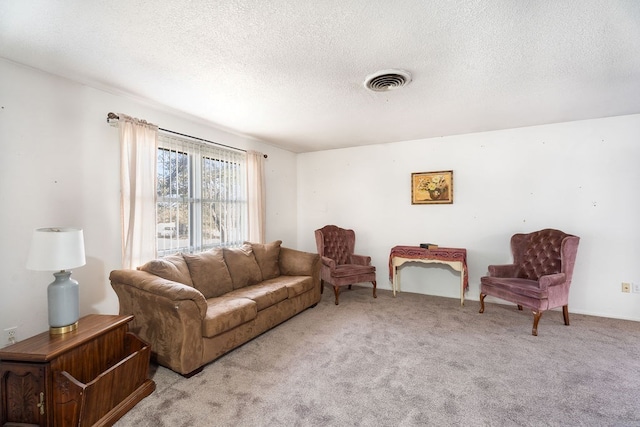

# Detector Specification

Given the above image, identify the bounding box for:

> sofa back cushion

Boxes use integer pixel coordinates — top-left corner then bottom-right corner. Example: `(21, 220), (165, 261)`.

(512, 229), (570, 280)
(183, 249), (233, 298)
(137, 253), (194, 287)
(246, 240), (282, 281)
(223, 244), (263, 289)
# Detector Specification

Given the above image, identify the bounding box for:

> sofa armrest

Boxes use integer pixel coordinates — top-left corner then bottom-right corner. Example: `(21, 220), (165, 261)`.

(279, 247), (320, 277)
(109, 269), (207, 317)
(487, 264), (518, 278)
(321, 256), (336, 271)
(538, 272), (566, 290)
(109, 269), (208, 375)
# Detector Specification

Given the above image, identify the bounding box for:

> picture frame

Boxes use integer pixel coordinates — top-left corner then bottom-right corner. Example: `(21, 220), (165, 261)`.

(411, 170), (453, 204)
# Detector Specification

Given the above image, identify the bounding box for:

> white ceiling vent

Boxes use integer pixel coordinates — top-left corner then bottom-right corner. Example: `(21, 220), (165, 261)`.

(364, 69), (412, 92)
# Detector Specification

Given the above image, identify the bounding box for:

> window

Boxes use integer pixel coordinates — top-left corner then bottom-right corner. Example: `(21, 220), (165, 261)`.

(156, 134), (247, 256)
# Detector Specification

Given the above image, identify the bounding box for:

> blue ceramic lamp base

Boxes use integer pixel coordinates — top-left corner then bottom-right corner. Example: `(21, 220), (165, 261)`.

(48, 270), (80, 335)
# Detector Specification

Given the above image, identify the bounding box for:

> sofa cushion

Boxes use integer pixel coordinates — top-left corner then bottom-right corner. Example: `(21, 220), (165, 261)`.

(481, 276), (548, 299)
(202, 297), (257, 338)
(274, 275), (315, 299)
(183, 249), (234, 298)
(137, 253), (194, 287)
(225, 279), (289, 311)
(332, 264), (375, 278)
(246, 240), (282, 281)
(223, 244), (263, 289)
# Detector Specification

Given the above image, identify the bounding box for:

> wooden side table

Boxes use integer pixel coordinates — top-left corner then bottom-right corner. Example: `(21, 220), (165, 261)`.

(0, 314), (155, 426)
(389, 246), (469, 306)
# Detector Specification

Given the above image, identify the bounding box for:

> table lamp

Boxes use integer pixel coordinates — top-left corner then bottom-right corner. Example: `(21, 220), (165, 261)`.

(26, 227), (86, 334)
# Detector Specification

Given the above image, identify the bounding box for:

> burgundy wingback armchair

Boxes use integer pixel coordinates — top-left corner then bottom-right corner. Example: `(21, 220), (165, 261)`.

(314, 225), (377, 305)
(479, 228), (580, 336)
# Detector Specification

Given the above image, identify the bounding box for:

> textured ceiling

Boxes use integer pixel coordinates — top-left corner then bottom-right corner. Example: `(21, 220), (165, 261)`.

(1, 1), (640, 153)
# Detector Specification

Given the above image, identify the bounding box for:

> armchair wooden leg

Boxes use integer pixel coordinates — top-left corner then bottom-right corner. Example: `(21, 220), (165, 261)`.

(532, 310), (542, 336)
(563, 305), (570, 326)
(479, 293), (486, 313)
(333, 286), (340, 305)
(320, 280), (324, 294)
(517, 305), (523, 311)
(372, 281), (377, 298)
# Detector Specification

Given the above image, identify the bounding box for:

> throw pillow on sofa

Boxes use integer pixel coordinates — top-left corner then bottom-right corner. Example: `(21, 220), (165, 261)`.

(223, 244), (262, 289)
(246, 240), (282, 281)
(137, 253), (194, 287)
(183, 249), (234, 298)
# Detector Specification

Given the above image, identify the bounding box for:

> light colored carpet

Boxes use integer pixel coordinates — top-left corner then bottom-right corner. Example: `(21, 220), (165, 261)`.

(115, 287), (640, 426)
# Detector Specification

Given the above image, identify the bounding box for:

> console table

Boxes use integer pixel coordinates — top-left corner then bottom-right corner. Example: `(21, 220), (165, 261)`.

(0, 314), (155, 426)
(389, 246), (468, 306)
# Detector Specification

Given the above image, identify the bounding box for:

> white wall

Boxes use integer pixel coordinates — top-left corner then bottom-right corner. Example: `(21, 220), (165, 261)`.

(2, 57), (638, 345)
(297, 114), (640, 321)
(0, 59), (298, 341)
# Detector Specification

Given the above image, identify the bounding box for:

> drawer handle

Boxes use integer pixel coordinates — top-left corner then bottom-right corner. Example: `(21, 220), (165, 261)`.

(37, 392), (45, 415)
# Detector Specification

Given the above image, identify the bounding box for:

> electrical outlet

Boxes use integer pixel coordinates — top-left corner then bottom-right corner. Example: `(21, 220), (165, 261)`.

(632, 283), (640, 294)
(622, 282), (631, 293)
(4, 327), (17, 346)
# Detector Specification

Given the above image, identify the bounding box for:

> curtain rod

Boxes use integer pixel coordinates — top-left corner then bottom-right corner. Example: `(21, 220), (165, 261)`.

(106, 112), (267, 158)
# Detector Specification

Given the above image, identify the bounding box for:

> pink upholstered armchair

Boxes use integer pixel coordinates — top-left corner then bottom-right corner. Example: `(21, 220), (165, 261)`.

(314, 225), (377, 305)
(479, 228), (580, 336)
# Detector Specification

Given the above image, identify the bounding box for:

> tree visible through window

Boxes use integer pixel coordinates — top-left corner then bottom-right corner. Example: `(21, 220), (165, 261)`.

(156, 135), (247, 256)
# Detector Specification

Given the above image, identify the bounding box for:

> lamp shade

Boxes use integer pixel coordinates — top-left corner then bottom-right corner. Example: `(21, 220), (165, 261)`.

(26, 227), (86, 271)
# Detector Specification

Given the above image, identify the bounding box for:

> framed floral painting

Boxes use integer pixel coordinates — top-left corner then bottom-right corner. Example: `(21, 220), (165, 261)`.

(411, 170), (453, 204)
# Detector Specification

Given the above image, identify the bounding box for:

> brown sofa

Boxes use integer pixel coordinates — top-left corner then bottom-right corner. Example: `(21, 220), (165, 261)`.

(109, 241), (320, 376)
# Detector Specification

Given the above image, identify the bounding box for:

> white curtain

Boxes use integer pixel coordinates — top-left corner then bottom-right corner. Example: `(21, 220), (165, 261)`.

(247, 150), (266, 243)
(119, 114), (158, 269)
